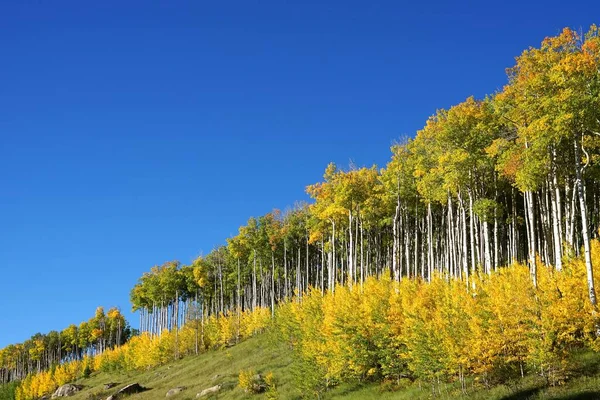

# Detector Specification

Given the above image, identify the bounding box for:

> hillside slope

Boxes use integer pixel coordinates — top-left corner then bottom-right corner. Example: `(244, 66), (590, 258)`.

(65, 334), (292, 400)
(56, 333), (600, 400)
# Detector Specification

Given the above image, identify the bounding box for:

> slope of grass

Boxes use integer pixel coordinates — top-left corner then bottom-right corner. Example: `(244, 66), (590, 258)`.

(0, 382), (18, 400)
(327, 349), (600, 400)
(67, 334), (295, 400)
(59, 335), (600, 400)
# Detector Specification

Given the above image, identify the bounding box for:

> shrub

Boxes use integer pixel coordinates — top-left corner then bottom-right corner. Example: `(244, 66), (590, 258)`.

(238, 369), (266, 394)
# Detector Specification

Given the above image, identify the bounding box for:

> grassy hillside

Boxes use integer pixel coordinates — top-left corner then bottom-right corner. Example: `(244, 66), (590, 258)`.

(0, 382), (18, 400)
(56, 333), (600, 400)
(65, 333), (293, 400)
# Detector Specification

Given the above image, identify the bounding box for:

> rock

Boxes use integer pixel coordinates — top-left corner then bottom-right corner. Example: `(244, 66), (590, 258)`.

(106, 383), (147, 400)
(52, 384), (82, 398)
(250, 382), (266, 393)
(196, 385), (221, 398)
(165, 387), (186, 397)
(117, 383), (146, 396)
(247, 375), (266, 394)
(103, 383), (118, 390)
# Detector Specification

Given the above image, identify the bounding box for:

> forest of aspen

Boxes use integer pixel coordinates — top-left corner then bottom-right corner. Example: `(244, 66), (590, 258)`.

(3, 25), (600, 399)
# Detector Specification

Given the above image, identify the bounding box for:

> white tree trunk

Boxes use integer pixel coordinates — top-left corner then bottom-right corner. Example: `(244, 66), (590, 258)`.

(483, 221), (492, 274)
(459, 192), (469, 284)
(525, 190), (537, 287)
(392, 198), (400, 281)
(427, 203), (433, 281)
(551, 172), (563, 270)
(348, 210), (354, 288)
(252, 250), (257, 311)
(468, 190), (477, 274)
(574, 137), (597, 307)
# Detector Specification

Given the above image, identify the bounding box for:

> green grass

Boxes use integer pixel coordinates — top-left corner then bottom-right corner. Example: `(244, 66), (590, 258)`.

(0, 382), (18, 400)
(38, 336), (600, 400)
(324, 349), (600, 400)
(67, 334), (297, 400)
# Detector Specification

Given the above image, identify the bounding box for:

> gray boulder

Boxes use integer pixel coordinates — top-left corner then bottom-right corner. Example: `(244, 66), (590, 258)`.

(196, 385), (221, 398)
(165, 387), (186, 397)
(247, 375), (266, 394)
(52, 384), (82, 398)
(106, 383), (147, 400)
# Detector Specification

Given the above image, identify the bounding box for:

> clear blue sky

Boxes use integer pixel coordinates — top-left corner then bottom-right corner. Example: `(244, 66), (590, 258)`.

(0, 0), (598, 347)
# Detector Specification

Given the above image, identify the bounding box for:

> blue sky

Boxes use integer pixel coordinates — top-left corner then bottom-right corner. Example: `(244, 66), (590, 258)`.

(0, 0), (598, 347)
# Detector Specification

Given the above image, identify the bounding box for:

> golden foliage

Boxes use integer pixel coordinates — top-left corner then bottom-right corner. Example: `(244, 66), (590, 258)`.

(276, 245), (600, 389)
(17, 307), (272, 400)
